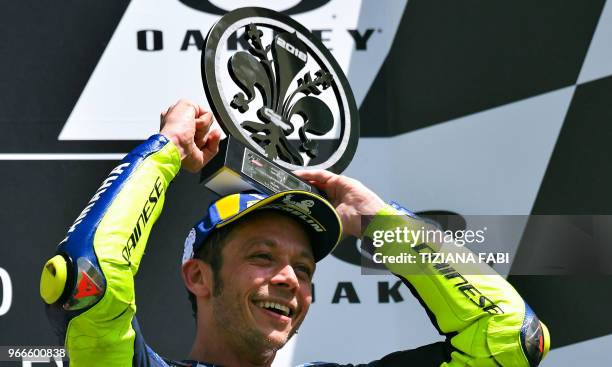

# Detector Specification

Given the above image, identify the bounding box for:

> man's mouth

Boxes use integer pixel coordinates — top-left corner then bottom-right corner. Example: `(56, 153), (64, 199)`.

(254, 300), (293, 318)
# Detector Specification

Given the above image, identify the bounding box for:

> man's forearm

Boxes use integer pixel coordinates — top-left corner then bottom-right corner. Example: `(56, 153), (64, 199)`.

(364, 204), (550, 367)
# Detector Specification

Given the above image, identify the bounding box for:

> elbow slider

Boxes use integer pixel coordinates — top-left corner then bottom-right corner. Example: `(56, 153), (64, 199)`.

(40, 255), (68, 304)
(40, 254), (105, 310)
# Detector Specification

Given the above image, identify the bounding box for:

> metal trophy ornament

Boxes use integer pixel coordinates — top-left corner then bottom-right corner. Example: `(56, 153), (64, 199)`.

(200, 7), (359, 196)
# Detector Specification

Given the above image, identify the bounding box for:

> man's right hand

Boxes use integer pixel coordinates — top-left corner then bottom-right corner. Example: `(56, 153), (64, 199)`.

(160, 99), (222, 172)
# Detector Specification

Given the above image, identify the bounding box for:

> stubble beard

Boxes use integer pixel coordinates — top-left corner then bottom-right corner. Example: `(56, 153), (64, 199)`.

(211, 285), (290, 361)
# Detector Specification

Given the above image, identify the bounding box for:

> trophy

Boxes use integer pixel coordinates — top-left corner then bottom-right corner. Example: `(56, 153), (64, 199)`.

(200, 7), (359, 196)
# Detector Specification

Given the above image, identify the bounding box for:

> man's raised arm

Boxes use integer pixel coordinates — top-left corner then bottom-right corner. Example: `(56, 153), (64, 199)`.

(296, 170), (550, 367)
(39, 100), (220, 366)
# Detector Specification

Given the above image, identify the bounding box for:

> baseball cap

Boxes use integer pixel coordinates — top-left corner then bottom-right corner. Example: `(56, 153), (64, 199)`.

(182, 190), (343, 264)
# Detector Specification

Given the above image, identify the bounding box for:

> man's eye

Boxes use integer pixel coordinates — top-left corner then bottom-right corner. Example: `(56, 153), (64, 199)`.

(252, 253), (273, 261)
(295, 265), (313, 278)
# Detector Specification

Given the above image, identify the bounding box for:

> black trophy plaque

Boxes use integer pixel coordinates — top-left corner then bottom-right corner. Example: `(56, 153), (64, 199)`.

(200, 7), (359, 196)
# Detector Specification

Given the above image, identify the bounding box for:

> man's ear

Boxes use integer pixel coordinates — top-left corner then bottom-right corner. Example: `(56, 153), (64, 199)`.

(181, 259), (212, 299)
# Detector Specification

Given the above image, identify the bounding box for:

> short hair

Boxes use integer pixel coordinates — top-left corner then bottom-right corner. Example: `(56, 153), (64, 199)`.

(187, 223), (233, 318)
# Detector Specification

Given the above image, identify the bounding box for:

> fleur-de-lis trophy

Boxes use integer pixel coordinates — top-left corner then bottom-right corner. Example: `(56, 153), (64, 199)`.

(201, 7), (359, 196)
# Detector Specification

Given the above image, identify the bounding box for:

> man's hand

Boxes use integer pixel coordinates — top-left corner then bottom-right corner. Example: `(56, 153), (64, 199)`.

(294, 170), (385, 237)
(160, 99), (222, 172)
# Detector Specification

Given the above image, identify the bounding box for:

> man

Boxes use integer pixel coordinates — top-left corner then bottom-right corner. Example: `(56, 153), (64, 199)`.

(40, 100), (550, 366)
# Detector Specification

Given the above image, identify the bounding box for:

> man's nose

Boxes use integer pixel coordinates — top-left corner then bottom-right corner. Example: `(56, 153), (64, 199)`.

(270, 264), (299, 289)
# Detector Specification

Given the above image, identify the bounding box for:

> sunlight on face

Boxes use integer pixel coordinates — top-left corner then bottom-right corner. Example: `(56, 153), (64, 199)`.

(211, 211), (315, 352)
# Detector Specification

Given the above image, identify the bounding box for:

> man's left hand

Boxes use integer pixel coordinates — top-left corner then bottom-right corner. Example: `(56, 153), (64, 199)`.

(294, 170), (385, 238)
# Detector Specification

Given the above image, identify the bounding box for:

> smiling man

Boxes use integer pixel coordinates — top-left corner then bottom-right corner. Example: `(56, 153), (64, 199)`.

(181, 200), (339, 365)
(40, 100), (550, 366)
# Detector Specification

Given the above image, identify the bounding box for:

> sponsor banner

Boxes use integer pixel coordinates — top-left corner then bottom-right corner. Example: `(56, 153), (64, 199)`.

(59, 0), (406, 141)
(0, 268), (12, 318)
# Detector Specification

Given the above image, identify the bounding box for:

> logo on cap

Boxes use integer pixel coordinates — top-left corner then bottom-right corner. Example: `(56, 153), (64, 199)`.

(283, 194), (315, 214)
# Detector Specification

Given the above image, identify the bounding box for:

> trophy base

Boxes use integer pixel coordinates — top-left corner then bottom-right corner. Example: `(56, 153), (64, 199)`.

(200, 136), (320, 197)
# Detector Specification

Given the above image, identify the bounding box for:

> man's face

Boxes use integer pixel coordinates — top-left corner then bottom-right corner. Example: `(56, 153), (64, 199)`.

(210, 211), (315, 351)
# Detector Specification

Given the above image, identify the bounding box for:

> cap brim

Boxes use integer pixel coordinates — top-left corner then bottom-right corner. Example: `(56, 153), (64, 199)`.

(216, 190), (343, 262)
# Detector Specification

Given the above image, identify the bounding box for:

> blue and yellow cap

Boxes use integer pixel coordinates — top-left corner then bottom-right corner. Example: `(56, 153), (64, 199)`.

(182, 190), (343, 263)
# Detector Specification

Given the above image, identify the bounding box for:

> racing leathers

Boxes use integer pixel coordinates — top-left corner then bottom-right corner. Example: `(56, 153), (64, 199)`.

(42, 135), (550, 366)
